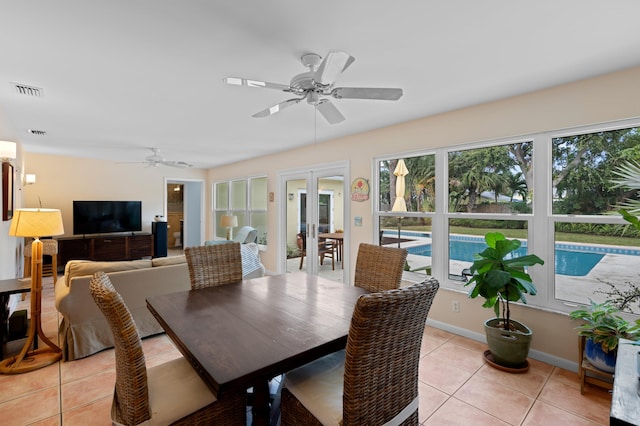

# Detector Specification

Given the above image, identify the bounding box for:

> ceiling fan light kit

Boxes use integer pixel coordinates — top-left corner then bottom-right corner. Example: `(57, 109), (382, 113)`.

(224, 50), (403, 124)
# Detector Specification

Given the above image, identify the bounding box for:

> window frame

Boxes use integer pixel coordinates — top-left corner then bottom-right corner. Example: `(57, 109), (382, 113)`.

(373, 118), (640, 315)
(213, 175), (268, 245)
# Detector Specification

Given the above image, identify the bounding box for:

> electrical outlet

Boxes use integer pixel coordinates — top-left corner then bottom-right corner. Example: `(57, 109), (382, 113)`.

(452, 300), (460, 313)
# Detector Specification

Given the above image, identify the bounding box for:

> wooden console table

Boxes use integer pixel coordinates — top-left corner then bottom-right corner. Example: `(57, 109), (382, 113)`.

(610, 338), (640, 425)
(57, 233), (153, 266)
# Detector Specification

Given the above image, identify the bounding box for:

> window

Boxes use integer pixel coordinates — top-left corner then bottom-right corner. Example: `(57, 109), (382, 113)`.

(377, 154), (435, 273)
(379, 156), (435, 213)
(448, 142), (532, 214)
(551, 126), (640, 313)
(447, 141), (533, 280)
(214, 176), (268, 245)
(374, 121), (640, 315)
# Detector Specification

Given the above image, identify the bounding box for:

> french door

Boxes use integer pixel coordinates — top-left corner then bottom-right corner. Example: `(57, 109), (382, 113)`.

(281, 163), (348, 281)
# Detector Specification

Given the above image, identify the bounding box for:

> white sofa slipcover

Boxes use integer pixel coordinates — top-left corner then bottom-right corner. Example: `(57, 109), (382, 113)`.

(55, 244), (265, 360)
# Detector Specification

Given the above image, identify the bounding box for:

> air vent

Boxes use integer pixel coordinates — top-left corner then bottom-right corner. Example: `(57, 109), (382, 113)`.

(11, 83), (44, 97)
(27, 129), (47, 136)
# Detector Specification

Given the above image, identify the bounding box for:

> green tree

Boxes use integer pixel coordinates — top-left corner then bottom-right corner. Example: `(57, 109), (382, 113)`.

(507, 171), (528, 203)
(449, 146), (518, 212)
(404, 155), (435, 212)
(552, 128), (640, 214)
(379, 160), (392, 208)
(507, 142), (533, 198)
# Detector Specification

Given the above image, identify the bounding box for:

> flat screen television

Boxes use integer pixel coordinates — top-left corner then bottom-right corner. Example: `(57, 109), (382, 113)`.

(73, 201), (142, 235)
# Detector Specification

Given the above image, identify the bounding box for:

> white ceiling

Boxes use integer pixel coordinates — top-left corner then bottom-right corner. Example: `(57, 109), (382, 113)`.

(2, 1), (640, 169)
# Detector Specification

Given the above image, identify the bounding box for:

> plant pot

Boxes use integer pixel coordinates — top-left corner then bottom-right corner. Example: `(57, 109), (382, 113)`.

(484, 318), (532, 368)
(584, 338), (617, 373)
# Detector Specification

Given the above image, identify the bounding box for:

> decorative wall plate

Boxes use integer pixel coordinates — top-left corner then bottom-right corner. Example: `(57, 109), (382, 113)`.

(351, 178), (369, 202)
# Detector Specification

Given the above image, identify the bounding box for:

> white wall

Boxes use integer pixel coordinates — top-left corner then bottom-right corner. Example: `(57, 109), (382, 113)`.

(0, 109), (23, 279)
(22, 153), (207, 239)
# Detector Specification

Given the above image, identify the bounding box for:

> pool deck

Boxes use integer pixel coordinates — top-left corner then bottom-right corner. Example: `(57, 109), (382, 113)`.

(383, 230), (640, 310)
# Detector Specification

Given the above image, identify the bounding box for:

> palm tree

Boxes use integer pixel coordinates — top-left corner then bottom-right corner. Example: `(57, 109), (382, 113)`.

(507, 172), (528, 203)
(612, 160), (640, 213)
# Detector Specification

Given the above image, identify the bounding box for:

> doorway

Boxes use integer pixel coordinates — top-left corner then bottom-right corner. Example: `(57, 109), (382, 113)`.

(166, 183), (184, 254)
(281, 163), (349, 282)
(165, 178), (205, 251)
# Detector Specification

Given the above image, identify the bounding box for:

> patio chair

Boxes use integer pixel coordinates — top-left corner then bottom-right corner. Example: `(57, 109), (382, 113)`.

(297, 232), (335, 270)
(185, 242), (243, 289)
(354, 243), (407, 292)
(281, 277), (440, 425)
(89, 271), (246, 425)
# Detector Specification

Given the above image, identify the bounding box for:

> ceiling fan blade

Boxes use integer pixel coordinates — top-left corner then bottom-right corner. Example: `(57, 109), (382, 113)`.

(316, 100), (345, 124)
(313, 51), (355, 86)
(331, 87), (403, 100)
(223, 77), (290, 91)
(162, 161), (193, 168)
(252, 98), (303, 118)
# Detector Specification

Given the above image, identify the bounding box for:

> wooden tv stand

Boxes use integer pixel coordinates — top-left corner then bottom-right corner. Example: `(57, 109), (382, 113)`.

(57, 233), (153, 267)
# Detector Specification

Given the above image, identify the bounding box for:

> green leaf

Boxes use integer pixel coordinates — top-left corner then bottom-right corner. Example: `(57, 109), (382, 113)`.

(504, 254), (544, 268)
(484, 232), (505, 248)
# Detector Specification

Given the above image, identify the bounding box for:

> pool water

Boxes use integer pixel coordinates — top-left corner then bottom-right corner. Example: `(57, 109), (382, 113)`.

(408, 240), (605, 277)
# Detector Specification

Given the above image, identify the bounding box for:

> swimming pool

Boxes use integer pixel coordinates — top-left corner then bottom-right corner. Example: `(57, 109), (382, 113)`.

(404, 237), (640, 277)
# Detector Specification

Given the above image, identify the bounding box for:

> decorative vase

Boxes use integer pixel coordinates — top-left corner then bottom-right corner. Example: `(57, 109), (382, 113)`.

(484, 318), (532, 368)
(584, 338), (617, 373)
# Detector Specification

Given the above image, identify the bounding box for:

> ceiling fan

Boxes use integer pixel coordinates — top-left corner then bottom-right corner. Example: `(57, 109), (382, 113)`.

(223, 50), (403, 124)
(134, 148), (193, 168)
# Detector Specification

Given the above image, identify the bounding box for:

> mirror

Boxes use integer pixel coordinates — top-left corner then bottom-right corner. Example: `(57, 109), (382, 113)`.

(2, 162), (13, 221)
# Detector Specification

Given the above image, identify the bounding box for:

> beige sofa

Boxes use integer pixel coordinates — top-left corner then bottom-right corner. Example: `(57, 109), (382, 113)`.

(55, 243), (265, 360)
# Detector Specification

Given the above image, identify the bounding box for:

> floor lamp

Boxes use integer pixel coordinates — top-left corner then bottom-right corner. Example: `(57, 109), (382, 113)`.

(0, 208), (64, 374)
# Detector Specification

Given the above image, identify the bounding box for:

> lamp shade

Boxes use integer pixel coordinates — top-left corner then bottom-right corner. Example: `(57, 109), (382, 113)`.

(9, 208), (64, 238)
(220, 215), (238, 228)
(0, 140), (17, 161)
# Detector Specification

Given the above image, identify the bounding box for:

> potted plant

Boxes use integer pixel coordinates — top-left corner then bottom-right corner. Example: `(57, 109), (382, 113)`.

(569, 299), (640, 373)
(464, 232), (544, 369)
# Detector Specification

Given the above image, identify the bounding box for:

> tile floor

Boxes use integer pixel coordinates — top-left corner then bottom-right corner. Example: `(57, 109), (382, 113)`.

(0, 276), (612, 425)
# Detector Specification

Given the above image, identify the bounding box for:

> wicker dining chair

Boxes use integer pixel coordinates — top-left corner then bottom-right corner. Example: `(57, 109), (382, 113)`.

(185, 242), (243, 289)
(354, 242), (408, 292)
(280, 277), (439, 426)
(89, 271), (246, 425)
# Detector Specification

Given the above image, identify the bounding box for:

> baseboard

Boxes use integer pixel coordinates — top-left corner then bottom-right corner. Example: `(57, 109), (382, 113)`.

(425, 318), (578, 373)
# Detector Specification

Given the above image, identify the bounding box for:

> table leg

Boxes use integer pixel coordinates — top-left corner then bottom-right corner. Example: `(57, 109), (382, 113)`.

(251, 379), (271, 426)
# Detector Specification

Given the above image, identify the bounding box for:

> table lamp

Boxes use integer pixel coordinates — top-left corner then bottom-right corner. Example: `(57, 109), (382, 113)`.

(0, 208), (64, 374)
(220, 215), (238, 240)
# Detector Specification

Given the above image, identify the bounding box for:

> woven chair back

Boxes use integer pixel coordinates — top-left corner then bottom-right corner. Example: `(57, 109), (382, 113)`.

(343, 277), (439, 425)
(354, 243), (407, 292)
(90, 271), (150, 425)
(185, 242), (243, 289)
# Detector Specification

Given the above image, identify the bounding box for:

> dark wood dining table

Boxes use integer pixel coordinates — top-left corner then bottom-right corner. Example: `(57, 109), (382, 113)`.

(146, 272), (368, 426)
